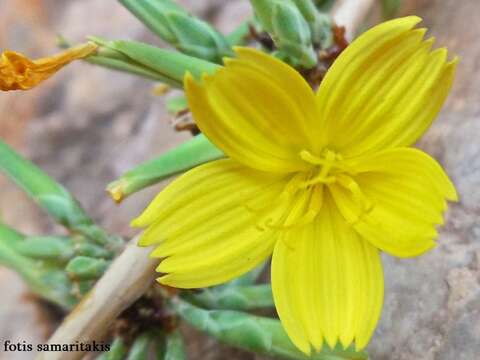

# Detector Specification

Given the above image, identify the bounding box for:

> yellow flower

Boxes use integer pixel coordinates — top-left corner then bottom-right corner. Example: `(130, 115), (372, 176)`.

(0, 42), (97, 91)
(133, 16), (458, 353)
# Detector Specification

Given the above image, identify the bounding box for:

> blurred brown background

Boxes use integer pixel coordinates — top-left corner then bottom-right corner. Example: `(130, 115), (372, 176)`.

(0, 0), (479, 359)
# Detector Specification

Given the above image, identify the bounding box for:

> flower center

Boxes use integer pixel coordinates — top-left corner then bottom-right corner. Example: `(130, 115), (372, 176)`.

(245, 148), (374, 232)
(298, 149), (345, 187)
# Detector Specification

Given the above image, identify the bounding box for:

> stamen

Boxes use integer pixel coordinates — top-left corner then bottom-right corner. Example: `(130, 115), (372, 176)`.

(299, 149), (338, 188)
(300, 150), (327, 165)
(336, 175), (373, 212)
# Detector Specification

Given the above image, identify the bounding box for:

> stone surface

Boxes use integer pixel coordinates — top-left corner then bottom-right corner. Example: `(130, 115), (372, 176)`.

(0, 0), (479, 359)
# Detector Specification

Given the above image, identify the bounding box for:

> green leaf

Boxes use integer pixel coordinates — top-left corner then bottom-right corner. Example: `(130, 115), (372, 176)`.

(170, 298), (369, 360)
(126, 332), (154, 360)
(15, 236), (74, 262)
(184, 284), (274, 311)
(0, 140), (120, 249)
(107, 134), (223, 202)
(119, 0), (233, 62)
(163, 330), (187, 360)
(119, 0), (186, 44)
(314, 0), (336, 11)
(97, 338), (128, 360)
(86, 54), (174, 83)
(0, 223), (76, 309)
(74, 241), (114, 259)
(108, 40), (220, 86)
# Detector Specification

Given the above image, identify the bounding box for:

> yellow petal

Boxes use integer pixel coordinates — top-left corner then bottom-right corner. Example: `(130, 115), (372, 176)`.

(184, 47), (318, 174)
(0, 42), (97, 91)
(331, 147), (457, 257)
(132, 159), (285, 288)
(271, 193), (383, 353)
(316, 16), (457, 156)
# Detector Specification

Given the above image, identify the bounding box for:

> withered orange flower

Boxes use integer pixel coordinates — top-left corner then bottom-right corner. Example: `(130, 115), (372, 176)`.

(0, 42), (97, 91)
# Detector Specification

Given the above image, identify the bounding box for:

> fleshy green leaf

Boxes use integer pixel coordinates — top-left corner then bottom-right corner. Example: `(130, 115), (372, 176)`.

(65, 256), (110, 280)
(0, 140), (121, 249)
(170, 298), (369, 360)
(15, 236), (74, 262)
(0, 223), (76, 309)
(126, 332), (154, 360)
(184, 284), (274, 311)
(119, 0), (233, 62)
(107, 134), (223, 202)
(163, 330), (187, 360)
(107, 40), (220, 86)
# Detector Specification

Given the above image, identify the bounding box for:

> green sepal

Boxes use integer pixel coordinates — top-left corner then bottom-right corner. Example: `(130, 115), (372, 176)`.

(170, 298), (369, 360)
(164, 12), (234, 62)
(291, 0), (318, 21)
(250, 0), (277, 33)
(65, 256), (110, 280)
(309, 12), (333, 49)
(272, 1), (317, 68)
(107, 134), (223, 202)
(290, 0), (333, 48)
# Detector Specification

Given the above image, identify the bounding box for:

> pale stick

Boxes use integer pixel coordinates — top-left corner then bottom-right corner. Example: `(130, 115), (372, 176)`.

(36, 237), (157, 360)
(37, 1), (376, 359)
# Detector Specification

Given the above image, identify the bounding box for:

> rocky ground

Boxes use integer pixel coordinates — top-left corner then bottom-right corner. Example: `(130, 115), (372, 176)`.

(0, 0), (479, 359)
